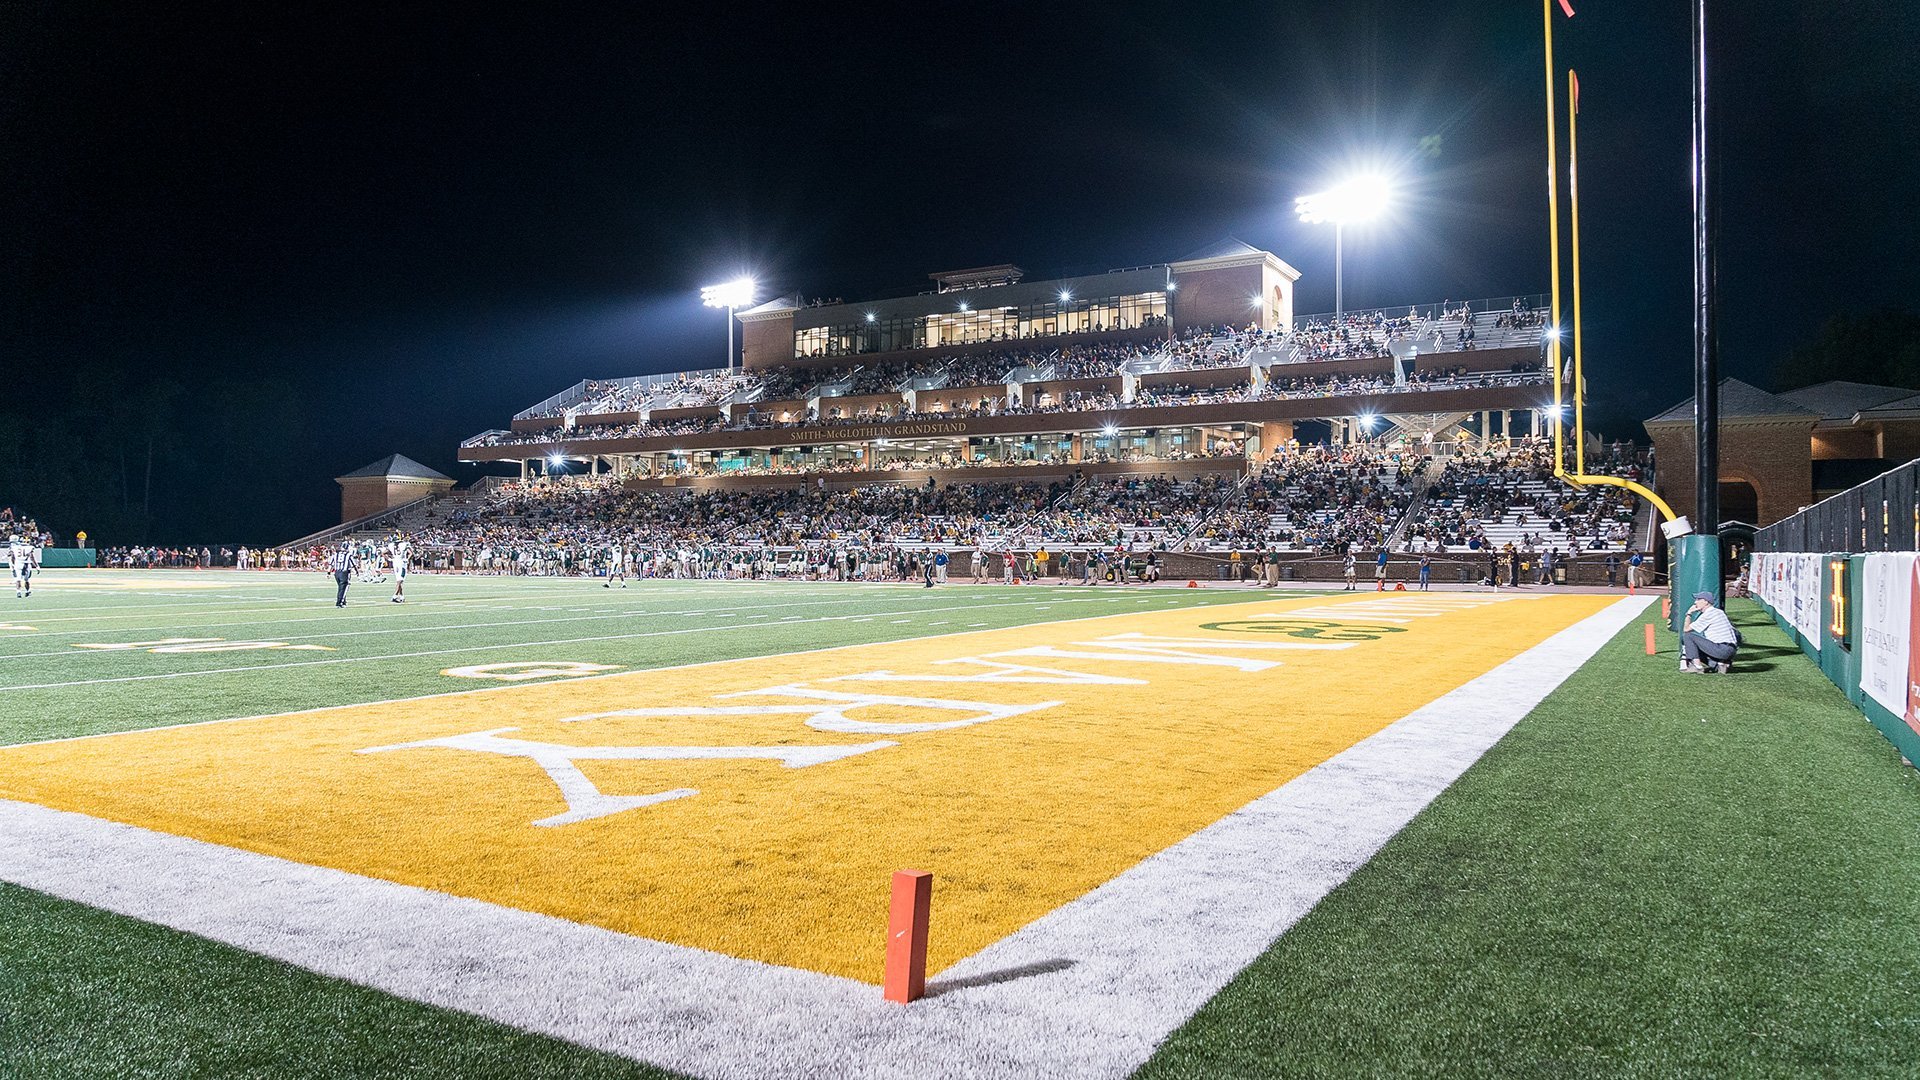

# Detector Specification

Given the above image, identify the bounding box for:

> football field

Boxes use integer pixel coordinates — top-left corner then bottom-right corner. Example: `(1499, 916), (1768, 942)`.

(4, 571), (1918, 1078)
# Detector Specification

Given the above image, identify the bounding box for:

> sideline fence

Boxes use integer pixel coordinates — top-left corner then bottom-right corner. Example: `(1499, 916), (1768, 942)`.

(1748, 458), (1920, 768)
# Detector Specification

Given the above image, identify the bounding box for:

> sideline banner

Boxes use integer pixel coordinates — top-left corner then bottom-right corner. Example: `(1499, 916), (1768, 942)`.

(1791, 553), (1824, 650)
(1859, 553), (1916, 716)
(1909, 556), (1920, 737)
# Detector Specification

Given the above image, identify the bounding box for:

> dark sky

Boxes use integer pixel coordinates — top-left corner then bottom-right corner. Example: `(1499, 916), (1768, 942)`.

(4, 2), (1916, 539)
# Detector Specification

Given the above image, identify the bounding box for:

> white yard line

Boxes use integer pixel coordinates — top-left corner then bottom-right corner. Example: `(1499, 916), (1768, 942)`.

(0, 596), (1653, 1079)
(0, 584), (823, 625)
(0, 592), (1045, 659)
(0, 594), (1241, 694)
(1, 595), (1288, 748)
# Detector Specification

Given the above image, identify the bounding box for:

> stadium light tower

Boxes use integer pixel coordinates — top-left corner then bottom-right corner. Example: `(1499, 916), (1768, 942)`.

(700, 276), (757, 373)
(1294, 175), (1391, 320)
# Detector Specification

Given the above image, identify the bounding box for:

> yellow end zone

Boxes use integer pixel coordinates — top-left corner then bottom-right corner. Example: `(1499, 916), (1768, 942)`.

(0, 592), (1615, 981)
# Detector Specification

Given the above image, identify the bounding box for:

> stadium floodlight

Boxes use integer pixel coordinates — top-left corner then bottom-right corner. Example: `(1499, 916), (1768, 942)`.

(700, 276), (757, 373)
(1295, 174), (1392, 320)
(864, 312), (877, 323)
(1059, 289), (1073, 303)
(958, 301), (970, 313)
(1101, 423), (1119, 437)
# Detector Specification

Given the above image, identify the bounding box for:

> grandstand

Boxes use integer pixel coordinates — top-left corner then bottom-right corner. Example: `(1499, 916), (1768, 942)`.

(454, 243), (1552, 488)
(298, 244), (1655, 583)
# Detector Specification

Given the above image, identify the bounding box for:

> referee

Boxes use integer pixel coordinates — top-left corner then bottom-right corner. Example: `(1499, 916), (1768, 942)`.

(330, 541), (356, 607)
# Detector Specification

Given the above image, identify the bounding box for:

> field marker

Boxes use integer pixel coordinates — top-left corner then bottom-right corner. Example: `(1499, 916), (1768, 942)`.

(1645, 624), (1657, 655)
(883, 870), (933, 1004)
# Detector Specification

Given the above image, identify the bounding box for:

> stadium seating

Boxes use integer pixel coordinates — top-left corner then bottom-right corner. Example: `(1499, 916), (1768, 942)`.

(1400, 440), (1644, 554)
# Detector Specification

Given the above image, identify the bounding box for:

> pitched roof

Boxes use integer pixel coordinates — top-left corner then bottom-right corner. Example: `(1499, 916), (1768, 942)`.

(1645, 377), (1819, 425)
(336, 454), (452, 482)
(1858, 391), (1920, 417)
(736, 293), (802, 317)
(1173, 237), (1263, 263)
(1778, 380), (1920, 420)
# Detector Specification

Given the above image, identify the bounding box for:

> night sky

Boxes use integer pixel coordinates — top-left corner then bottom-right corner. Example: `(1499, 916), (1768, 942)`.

(4, 2), (1916, 542)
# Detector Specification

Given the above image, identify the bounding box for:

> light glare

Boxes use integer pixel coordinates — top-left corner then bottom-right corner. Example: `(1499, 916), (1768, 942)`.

(1295, 174), (1393, 226)
(700, 276), (757, 309)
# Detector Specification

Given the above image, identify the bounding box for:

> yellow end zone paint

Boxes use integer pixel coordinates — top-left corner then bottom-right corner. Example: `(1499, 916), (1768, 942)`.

(0, 592), (1615, 982)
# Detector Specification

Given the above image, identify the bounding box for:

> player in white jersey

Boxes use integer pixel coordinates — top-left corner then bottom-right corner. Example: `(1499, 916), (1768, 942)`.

(604, 541), (627, 587)
(9, 533), (37, 598)
(388, 536), (412, 603)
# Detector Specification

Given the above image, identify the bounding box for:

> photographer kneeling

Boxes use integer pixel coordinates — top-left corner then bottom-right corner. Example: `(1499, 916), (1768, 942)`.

(1681, 590), (1740, 674)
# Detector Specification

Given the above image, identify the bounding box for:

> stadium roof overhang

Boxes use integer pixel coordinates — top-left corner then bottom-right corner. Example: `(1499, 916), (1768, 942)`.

(790, 266), (1173, 331)
(455, 381), (1549, 463)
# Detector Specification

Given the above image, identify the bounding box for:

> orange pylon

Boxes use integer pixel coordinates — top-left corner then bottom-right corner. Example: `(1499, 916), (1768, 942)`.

(883, 870), (932, 1004)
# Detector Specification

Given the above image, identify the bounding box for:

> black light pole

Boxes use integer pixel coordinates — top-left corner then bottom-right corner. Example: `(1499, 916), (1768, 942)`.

(1691, 0), (1719, 542)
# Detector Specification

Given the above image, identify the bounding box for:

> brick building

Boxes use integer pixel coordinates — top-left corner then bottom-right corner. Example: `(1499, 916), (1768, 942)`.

(1645, 378), (1920, 527)
(336, 454), (455, 525)
(736, 239), (1299, 372)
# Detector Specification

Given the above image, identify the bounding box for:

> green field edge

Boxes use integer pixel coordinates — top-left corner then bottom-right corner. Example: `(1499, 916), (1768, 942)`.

(1136, 600), (1920, 1079)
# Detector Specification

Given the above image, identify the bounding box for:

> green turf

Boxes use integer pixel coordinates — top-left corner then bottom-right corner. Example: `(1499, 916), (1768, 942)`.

(7, 583), (1918, 1077)
(1137, 601), (1920, 1078)
(0, 570), (1297, 744)
(0, 881), (679, 1080)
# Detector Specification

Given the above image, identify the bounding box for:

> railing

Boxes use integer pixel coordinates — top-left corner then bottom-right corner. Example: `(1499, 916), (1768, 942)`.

(512, 368), (733, 421)
(278, 494), (439, 550)
(1290, 294), (1550, 327)
(1385, 466), (1437, 551)
(1171, 470), (1255, 551)
(1756, 457), (1920, 553)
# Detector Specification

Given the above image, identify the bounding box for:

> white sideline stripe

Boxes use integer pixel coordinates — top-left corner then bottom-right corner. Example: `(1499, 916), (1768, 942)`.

(0, 596), (1652, 1079)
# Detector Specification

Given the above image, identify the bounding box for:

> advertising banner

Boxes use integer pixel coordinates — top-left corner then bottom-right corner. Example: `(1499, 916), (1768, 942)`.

(1859, 553), (1916, 716)
(1908, 556), (1920, 737)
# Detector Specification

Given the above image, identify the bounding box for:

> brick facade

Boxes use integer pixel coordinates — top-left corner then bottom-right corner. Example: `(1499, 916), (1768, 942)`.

(739, 310), (795, 371)
(337, 476), (454, 525)
(1644, 418), (1815, 526)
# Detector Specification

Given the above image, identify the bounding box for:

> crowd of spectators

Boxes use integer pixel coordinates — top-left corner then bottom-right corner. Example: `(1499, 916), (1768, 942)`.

(1191, 445), (1425, 553)
(1285, 310), (1421, 361)
(384, 464), (1263, 577)
(1401, 438), (1643, 553)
